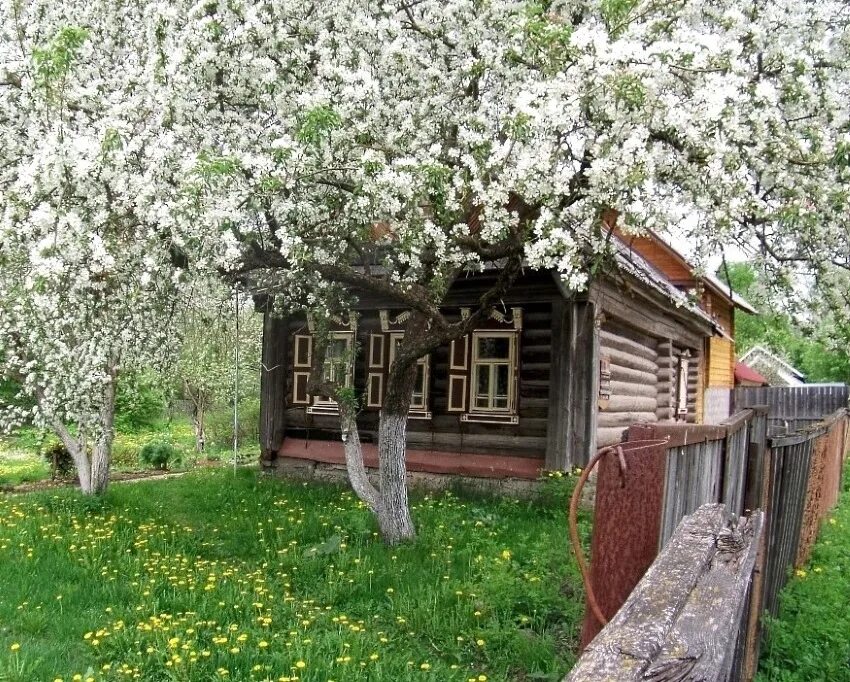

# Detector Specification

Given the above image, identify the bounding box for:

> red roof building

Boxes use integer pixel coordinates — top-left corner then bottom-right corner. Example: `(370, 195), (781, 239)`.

(735, 361), (769, 387)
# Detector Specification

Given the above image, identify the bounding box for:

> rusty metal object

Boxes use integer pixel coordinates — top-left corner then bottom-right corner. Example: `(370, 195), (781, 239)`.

(569, 431), (669, 649)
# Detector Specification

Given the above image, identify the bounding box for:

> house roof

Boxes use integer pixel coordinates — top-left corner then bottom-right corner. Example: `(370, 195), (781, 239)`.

(610, 234), (717, 329)
(735, 361), (769, 386)
(614, 228), (758, 314)
(739, 345), (806, 380)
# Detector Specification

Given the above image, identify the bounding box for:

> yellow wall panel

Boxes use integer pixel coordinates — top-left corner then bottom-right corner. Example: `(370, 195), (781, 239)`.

(707, 338), (734, 388)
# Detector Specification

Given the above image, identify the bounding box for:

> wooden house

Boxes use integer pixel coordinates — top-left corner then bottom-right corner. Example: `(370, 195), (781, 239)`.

(257, 235), (717, 483)
(614, 230), (757, 423)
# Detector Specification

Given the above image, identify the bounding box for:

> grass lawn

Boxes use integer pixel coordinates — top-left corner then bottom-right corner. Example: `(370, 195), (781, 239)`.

(0, 448), (50, 488)
(0, 417), (256, 491)
(0, 469), (587, 682)
(756, 466), (850, 681)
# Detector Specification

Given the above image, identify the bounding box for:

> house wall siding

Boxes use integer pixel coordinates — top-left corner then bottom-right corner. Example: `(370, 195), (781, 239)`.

(597, 321), (659, 447)
(282, 301), (556, 459)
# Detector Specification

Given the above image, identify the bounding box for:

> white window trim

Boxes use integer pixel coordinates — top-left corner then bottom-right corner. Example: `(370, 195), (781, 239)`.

(676, 352), (690, 418)
(308, 331), (355, 412)
(468, 330), (518, 416)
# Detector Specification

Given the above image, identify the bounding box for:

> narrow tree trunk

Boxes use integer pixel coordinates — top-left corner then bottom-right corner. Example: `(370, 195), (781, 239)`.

(52, 421), (92, 493)
(192, 406), (206, 453)
(90, 375), (117, 495)
(339, 403), (380, 511)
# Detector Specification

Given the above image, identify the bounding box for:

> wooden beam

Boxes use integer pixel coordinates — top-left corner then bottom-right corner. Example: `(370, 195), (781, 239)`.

(259, 304), (289, 466)
(570, 301), (598, 467)
(545, 299), (570, 471)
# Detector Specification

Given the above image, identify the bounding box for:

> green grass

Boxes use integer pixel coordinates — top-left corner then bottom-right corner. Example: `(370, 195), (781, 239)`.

(0, 448), (50, 488)
(756, 466), (850, 681)
(0, 416), (255, 490)
(0, 469), (588, 681)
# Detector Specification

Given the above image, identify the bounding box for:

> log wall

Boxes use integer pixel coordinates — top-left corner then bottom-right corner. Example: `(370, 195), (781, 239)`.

(282, 274), (560, 459)
(597, 321), (659, 447)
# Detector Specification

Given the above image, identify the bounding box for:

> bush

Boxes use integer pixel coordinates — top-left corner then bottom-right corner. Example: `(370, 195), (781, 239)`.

(205, 400), (261, 451)
(115, 372), (167, 432)
(138, 441), (181, 470)
(42, 442), (75, 479)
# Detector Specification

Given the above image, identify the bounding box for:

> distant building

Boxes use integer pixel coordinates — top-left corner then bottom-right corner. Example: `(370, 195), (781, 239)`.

(734, 361), (769, 387)
(738, 346), (806, 387)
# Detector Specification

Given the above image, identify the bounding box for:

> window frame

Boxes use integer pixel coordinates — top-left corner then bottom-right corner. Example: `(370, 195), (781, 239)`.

(468, 330), (518, 415)
(675, 351), (690, 420)
(309, 331), (355, 410)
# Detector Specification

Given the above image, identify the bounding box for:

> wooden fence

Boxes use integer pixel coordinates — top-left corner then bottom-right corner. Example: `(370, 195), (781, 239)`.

(568, 505), (764, 681)
(734, 384), (849, 434)
(574, 406), (849, 680)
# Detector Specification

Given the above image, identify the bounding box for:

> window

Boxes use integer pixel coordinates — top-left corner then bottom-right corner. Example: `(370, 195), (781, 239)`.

(470, 331), (516, 413)
(310, 332), (354, 409)
(675, 350), (691, 419)
(389, 334), (430, 414)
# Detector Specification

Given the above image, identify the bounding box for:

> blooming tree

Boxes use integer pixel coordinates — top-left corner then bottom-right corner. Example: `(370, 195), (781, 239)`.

(174, 281), (262, 453)
(158, 0), (849, 542)
(0, 1), (180, 493)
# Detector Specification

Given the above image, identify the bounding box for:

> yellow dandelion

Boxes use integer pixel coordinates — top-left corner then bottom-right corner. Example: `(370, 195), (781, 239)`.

(420, 662), (431, 670)
(10, 643), (20, 652)
(295, 660), (306, 669)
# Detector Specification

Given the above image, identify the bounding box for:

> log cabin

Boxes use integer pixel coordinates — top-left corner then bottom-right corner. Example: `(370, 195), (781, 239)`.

(614, 230), (757, 423)
(257, 233), (718, 484)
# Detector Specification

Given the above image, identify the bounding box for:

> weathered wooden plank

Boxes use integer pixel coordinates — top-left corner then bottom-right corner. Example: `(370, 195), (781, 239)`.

(545, 299), (570, 471)
(643, 512), (764, 682)
(568, 505), (734, 681)
(570, 506), (764, 682)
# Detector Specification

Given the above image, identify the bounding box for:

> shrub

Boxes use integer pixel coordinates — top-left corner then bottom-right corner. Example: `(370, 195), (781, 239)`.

(138, 441), (181, 470)
(115, 372), (167, 432)
(42, 442), (75, 479)
(205, 400), (261, 451)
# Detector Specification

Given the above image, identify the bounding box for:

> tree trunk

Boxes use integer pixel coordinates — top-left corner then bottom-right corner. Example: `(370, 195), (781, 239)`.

(192, 405), (206, 453)
(375, 410), (416, 543)
(90, 375), (117, 495)
(53, 422), (92, 493)
(339, 403), (380, 511)
(372, 314), (426, 544)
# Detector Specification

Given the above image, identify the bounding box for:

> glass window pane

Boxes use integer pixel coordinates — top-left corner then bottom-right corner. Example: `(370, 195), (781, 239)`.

(493, 396), (509, 409)
(495, 364), (509, 398)
(477, 336), (510, 360)
(476, 366), (490, 397)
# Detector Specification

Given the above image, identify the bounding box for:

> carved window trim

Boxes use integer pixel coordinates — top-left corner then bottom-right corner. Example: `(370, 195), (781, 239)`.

(467, 330), (519, 416)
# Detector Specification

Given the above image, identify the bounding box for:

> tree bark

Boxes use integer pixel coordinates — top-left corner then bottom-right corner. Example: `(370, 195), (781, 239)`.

(53, 423), (92, 493)
(339, 402), (380, 511)
(90, 374), (117, 495)
(375, 410), (416, 543)
(372, 313), (427, 544)
(192, 405), (206, 453)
